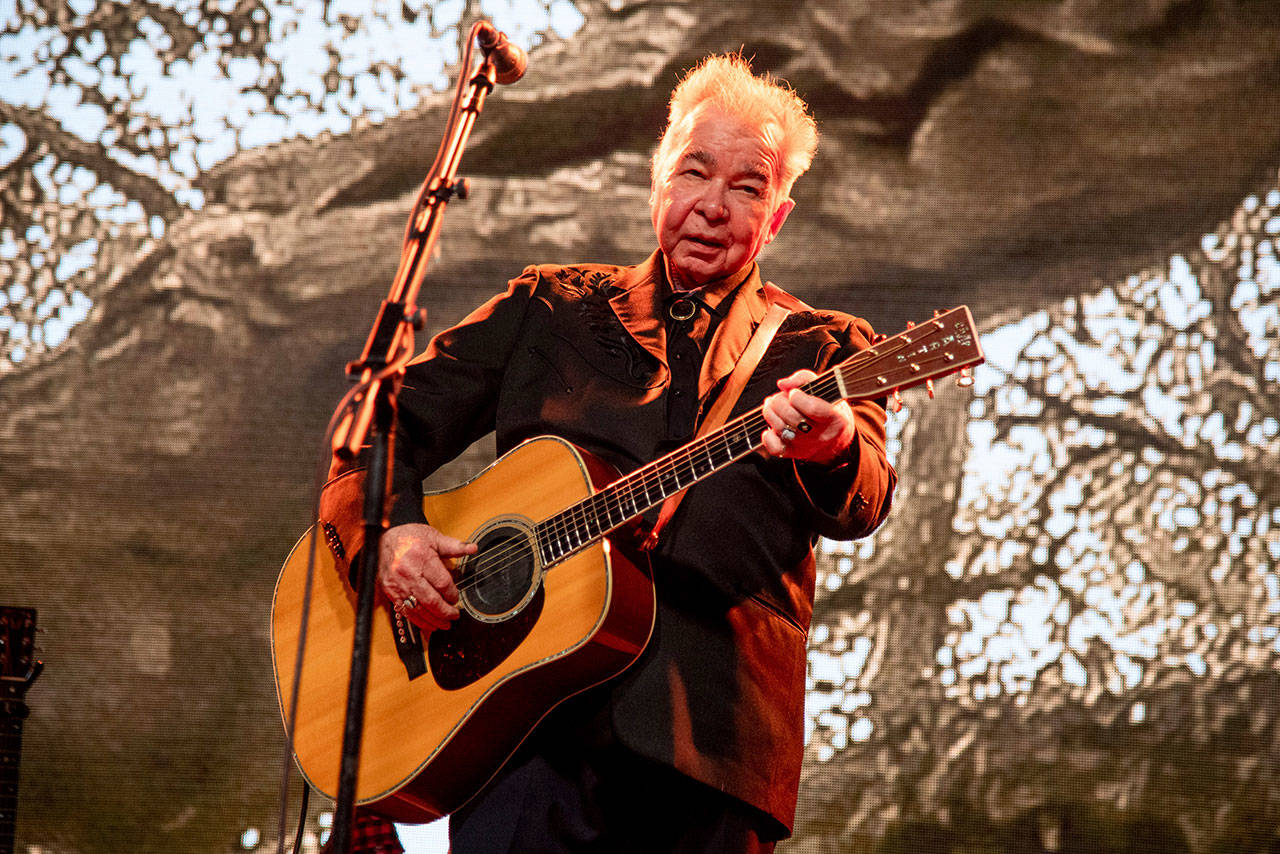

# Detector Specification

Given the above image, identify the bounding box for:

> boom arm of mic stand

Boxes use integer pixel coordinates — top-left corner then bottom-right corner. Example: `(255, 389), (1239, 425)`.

(332, 60), (495, 461)
(326, 55), (498, 854)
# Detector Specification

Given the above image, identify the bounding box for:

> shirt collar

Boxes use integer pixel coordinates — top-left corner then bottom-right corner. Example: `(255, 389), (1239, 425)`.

(659, 255), (756, 317)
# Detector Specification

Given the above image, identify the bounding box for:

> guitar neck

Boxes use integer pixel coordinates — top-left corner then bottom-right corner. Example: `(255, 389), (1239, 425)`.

(535, 408), (768, 564)
(0, 606), (39, 854)
(534, 306), (982, 564)
(0, 697), (29, 854)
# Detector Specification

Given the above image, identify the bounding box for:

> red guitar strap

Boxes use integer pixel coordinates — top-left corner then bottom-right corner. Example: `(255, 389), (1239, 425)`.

(640, 299), (791, 551)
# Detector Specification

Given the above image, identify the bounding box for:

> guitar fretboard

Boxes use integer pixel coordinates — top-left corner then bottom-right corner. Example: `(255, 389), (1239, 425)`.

(531, 305), (979, 566)
(0, 605), (38, 854)
(0, 699), (29, 854)
(536, 412), (768, 564)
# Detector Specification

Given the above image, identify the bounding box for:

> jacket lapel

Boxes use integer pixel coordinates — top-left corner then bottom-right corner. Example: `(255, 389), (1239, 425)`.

(697, 267), (769, 400)
(608, 250), (669, 369)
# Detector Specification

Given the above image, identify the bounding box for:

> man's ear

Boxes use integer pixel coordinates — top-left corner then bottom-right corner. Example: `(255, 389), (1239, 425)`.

(764, 197), (796, 245)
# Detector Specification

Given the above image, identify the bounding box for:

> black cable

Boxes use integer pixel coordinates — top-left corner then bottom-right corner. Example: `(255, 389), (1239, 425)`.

(292, 784), (310, 854)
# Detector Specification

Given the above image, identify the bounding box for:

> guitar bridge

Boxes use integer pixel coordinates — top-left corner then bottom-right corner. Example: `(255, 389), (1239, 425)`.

(321, 520), (346, 561)
(392, 611), (428, 680)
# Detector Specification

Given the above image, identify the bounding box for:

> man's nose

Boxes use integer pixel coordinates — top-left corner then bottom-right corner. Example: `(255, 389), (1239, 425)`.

(695, 183), (728, 220)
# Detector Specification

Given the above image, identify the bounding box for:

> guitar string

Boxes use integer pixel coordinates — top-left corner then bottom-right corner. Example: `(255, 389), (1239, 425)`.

(452, 350), (860, 594)
(450, 324), (969, 594)
(453, 337), (964, 595)
(453, 365), (930, 596)
(453, 411), (770, 596)
(509, 331), (886, 568)
(488, 317), (968, 576)
(529, 311), (967, 550)
(451, 336), (965, 594)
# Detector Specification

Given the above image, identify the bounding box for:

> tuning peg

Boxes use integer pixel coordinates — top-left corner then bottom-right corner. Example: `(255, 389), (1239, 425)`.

(956, 367), (974, 388)
(926, 378), (935, 399)
(891, 389), (903, 412)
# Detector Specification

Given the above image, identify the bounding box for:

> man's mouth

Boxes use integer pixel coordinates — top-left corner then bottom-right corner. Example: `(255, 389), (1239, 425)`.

(686, 235), (724, 248)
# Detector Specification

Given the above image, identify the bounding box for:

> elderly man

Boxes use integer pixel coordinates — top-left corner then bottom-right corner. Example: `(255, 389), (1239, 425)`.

(360, 54), (896, 853)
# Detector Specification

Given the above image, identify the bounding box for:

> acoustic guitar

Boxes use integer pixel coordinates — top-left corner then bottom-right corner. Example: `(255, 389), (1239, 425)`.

(271, 306), (983, 822)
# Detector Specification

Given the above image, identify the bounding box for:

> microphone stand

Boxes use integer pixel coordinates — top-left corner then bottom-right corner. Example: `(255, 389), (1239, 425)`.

(324, 24), (501, 852)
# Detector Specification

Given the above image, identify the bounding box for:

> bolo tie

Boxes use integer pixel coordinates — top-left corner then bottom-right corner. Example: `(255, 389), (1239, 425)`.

(665, 295), (703, 438)
(669, 297), (698, 323)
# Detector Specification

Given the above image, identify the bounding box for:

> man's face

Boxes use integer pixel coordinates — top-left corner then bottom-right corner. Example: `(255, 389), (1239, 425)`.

(650, 106), (795, 290)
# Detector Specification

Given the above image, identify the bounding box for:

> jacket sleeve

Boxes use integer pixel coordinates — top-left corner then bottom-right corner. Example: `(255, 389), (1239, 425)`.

(791, 314), (897, 541)
(386, 266), (541, 527)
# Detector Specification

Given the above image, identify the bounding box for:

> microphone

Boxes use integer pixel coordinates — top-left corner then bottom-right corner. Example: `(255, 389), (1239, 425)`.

(475, 21), (527, 85)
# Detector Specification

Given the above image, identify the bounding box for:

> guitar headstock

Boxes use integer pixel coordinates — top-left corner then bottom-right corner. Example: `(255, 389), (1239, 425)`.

(1, 607), (41, 702)
(837, 306), (984, 403)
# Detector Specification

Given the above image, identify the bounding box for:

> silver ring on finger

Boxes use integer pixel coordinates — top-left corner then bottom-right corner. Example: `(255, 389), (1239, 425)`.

(398, 594), (418, 613)
(780, 426), (797, 443)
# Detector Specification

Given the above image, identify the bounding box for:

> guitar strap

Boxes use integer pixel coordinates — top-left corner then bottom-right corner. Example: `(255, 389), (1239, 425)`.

(640, 297), (791, 551)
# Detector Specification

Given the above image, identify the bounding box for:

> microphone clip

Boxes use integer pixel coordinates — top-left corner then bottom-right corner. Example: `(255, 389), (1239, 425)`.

(475, 20), (527, 85)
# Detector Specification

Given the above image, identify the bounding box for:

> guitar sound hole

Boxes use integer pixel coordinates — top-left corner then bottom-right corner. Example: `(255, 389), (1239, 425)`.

(461, 525), (539, 620)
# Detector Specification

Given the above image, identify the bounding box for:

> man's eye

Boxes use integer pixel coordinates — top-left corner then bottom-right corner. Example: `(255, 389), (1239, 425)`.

(736, 184), (763, 196)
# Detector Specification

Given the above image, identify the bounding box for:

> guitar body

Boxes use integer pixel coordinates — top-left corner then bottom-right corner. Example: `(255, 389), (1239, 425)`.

(271, 436), (655, 822)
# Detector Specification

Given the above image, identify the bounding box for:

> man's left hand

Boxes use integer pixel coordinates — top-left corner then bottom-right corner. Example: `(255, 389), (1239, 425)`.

(761, 369), (857, 465)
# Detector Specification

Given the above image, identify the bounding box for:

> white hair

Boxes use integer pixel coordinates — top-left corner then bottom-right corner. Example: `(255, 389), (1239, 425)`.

(652, 54), (818, 199)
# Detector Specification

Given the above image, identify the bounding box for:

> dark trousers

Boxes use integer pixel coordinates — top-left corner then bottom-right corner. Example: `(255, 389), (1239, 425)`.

(449, 742), (778, 854)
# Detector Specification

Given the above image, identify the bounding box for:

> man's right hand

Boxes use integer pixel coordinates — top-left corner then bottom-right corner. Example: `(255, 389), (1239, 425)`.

(378, 523), (478, 632)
